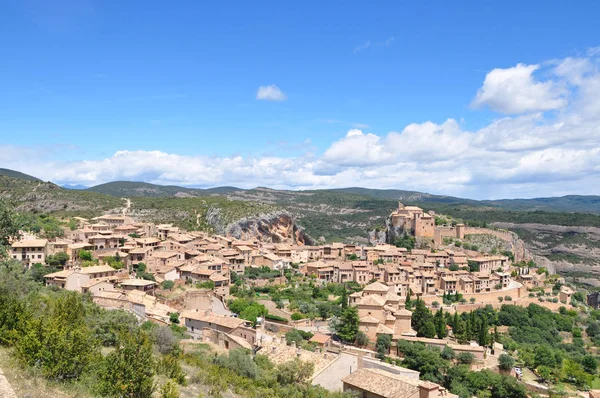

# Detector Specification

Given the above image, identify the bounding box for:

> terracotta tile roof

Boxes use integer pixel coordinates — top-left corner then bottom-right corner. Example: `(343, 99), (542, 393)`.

(121, 279), (156, 287)
(342, 368), (436, 398)
(182, 311), (246, 330)
(308, 333), (331, 344)
(363, 281), (390, 292)
(358, 294), (386, 307)
(12, 239), (47, 248)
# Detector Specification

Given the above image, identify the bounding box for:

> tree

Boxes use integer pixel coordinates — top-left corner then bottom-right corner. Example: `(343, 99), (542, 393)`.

(561, 359), (591, 388)
(169, 312), (180, 324)
(216, 349), (259, 379)
(336, 306), (359, 343)
(15, 292), (98, 380)
(421, 321), (436, 339)
(376, 334), (392, 359)
(0, 199), (20, 248)
(355, 331), (369, 347)
(162, 280), (175, 290)
(285, 329), (305, 346)
(276, 359), (314, 385)
(457, 352), (475, 365)
(498, 354), (515, 371)
(412, 299), (433, 337)
(153, 326), (178, 355)
(47, 251), (69, 267)
(582, 355), (598, 375)
(441, 345), (455, 360)
(478, 317), (489, 347)
(96, 329), (156, 397)
(405, 288), (412, 309)
(78, 250), (93, 262)
(537, 365), (555, 383)
(435, 308), (447, 339)
(28, 262), (58, 284)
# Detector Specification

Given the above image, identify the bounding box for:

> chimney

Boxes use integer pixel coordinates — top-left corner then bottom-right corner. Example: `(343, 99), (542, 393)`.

(419, 383), (439, 398)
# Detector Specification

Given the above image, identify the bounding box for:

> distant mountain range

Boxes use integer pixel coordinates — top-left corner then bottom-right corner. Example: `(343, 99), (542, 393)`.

(1, 168), (599, 214)
(83, 180), (600, 214)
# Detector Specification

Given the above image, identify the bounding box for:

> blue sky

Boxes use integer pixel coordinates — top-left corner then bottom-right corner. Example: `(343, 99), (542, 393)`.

(2, 1), (600, 199)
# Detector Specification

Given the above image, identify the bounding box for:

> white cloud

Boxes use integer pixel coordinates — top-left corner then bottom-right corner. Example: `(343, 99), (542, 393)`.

(353, 37), (394, 54)
(353, 41), (371, 54)
(4, 50), (600, 199)
(472, 63), (567, 114)
(256, 85), (287, 101)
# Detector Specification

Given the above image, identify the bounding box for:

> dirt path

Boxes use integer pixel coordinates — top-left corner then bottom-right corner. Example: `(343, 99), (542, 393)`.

(0, 369), (17, 398)
(258, 299), (291, 320)
(122, 198), (131, 215)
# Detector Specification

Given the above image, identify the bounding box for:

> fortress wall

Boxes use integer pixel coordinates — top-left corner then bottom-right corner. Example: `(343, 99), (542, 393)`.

(464, 227), (514, 242)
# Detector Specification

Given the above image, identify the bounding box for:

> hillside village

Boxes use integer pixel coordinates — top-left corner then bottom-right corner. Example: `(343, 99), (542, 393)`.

(7, 200), (596, 398)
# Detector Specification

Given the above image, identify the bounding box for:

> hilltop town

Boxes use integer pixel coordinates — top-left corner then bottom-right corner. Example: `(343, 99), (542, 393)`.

(5, 199), (596, 398)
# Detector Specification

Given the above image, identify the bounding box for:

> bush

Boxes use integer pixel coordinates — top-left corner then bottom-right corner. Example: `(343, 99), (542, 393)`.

(441, 345), (455, 360)
(498, 297), (504, 302)
(276, 359), (314, 385)
(355, 331), (369, 347)
(457, 352), (475, 364)
(499, 353), (515, 371)
(158, 380), (180, 398)
(169, 312), (180, 324)
(504, 296), (512, 301)
(15, 292), (97, 380)
(162, 280), (175, 290)
(153, 326), (178, 355)
(215, 349), (259, 379)
(95, 330), (156, 397)
(285, 330), (306, 346)
(157, 355), (187, 385)
(265, 313), (288, 323)
(291, 312), (304, 321)
(79, 250), (93, 261)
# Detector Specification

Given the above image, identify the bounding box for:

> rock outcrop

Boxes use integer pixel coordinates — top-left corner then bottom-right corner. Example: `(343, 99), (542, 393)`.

(208, 210), (315, 245)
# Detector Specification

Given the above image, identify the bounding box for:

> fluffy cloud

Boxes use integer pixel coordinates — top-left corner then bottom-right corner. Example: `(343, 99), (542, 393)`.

(3, 53), (600, 199)
(256, 84), (287, 101)
(472, 63), (567, 114)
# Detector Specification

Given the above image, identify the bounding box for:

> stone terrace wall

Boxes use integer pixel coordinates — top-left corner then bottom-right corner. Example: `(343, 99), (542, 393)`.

(464, 227), (514, 242)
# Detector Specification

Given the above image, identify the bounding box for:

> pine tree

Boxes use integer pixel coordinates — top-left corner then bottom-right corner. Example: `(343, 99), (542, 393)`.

(478, 317), (489, 347)
(494, 325), (500, 343)
(412, 298), (433, 337)
(454, 316), (467, 344)
(336, 306), (359, 343)
(435, 308), (447, 339)
(422, 320), (436, 338)
(405, 288), (412, 309)
(452, 312), (459, 331)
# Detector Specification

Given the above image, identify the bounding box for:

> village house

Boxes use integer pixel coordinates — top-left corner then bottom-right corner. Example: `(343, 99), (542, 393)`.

(342, 367), (457, 398)
(11, 239), (48, 267)
(181, 310), (257, 347)
(350, 281), (413, 341)
(120, 278), (157, 293)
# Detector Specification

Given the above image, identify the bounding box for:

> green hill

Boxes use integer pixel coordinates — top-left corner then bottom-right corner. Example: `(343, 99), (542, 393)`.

(0, 168), (42, 182)
(86, 181), (242, 198)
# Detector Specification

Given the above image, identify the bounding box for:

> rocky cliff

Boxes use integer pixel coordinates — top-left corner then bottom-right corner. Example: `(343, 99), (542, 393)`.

(207, 209), (315, 245)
